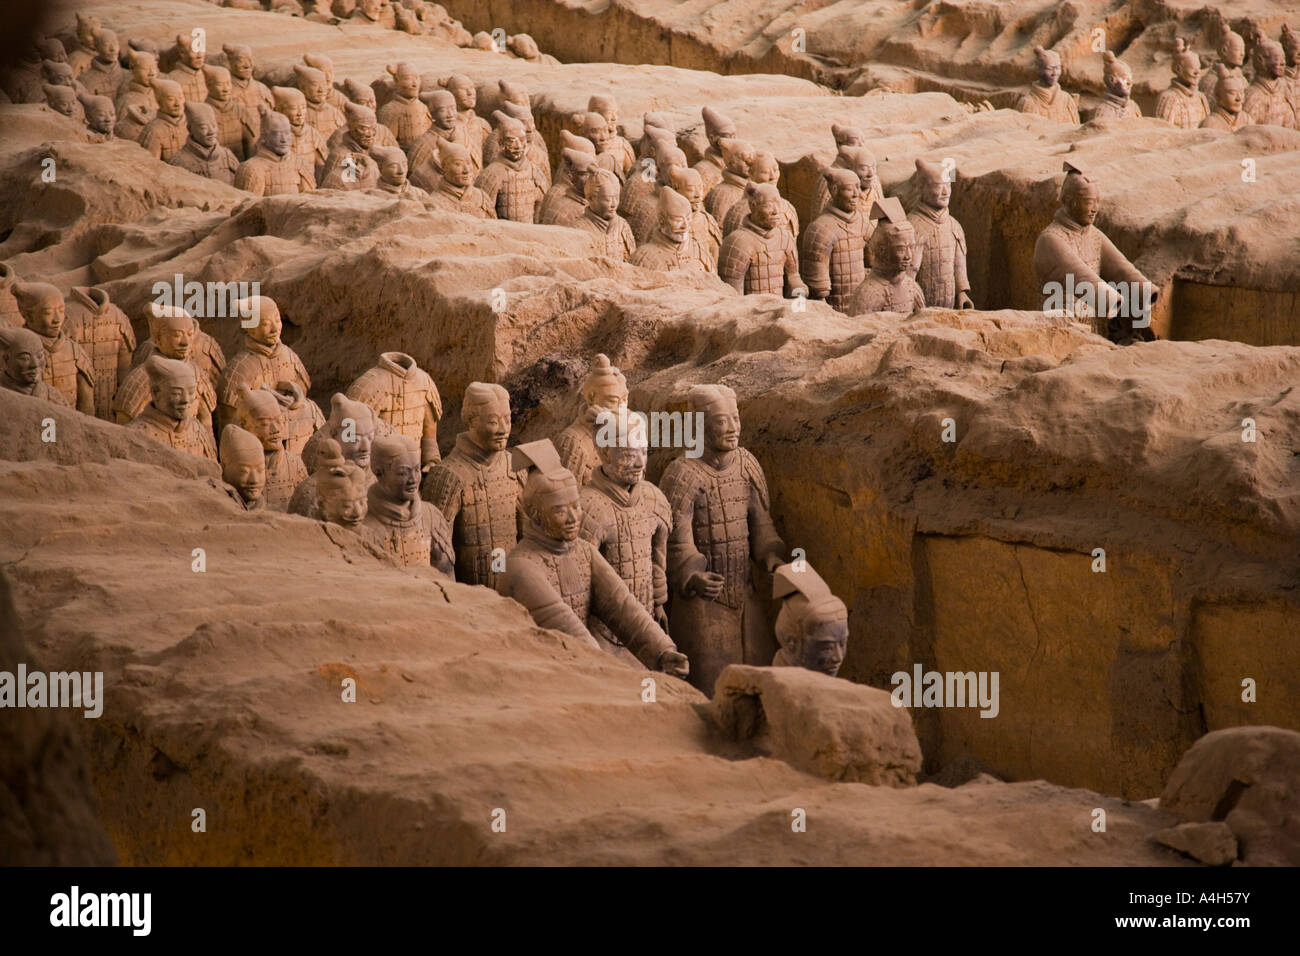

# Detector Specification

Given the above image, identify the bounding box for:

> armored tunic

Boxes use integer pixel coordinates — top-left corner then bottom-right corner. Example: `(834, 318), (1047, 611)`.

(80, 59), (124, 99)
(114, 84), (156, 141)
(1156, 82), (1211, 129)
(425, 181), (496, 218)
(127, 405), (218, 460)
(1243, 78), (1296, 128)
(457, 109), (492, 167)
(1092, 92), (1142, 121)
(269, 380), (324, 455)
(305, 99), (345, 139)
(166, 62), (208, 104)
(377, 94), (431, 149)
(496, 523), (677, 669)
(264, 446), (308, 511)
(235, 147), (313, 196)
(231, 75), (274, 115)
(537, 184), (588, 227)
(553, 408), (603, 488)
(64, 287), (135, 420)
(113, 354), (218, 426)
(659, 448), (785, 694)
(289, 466), (376, 520)
(362, 487), (455, 575)
(722, 193), (798, 244)
(319, 134), (381, 190)
(579, 466), (672, 664)
(1201, 107), (1253, 131)
(716, 217), (801, 295)
(691, 208), (722, 272)
(800, 204), (869, 312)
(139, 113), (188, 161)
(1016, 84), (1080, 124)
(692, 149), (725, 195)
(631, 233), (703, 272)
(209, 96), (259, 159)
(704, 170), (748, 222)
(573, 209), (636, 262)
(907, 204), (970, 309)
(627, 187), (665, 244)
(169, 140), (240, 185)
(36, 331), (94, 413)
(422, 433), (525, 588)
(603, 136), (637, 180)
(217, 336), (311, 431)
(475, 157), (539, 223)
(346, 352), (442, 465)
(618, 169), (655, 217)
(289, 122), (328, 188)
(846, 272), (926, 315)
(483, 132), (550, 191)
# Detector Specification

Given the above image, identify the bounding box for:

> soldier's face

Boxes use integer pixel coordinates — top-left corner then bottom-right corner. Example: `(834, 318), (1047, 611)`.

(360, 0), (382, 16)
(226, 461), (266, 504)
(134, 59), (158, 85)
(352, 120), (376, 148)
(340, 420), (374, 469)
(662, 211), (690, 244)
(432, 103), (457, 128)
(283, 101), (306, 127)
(750, 195), (780, 230)
(252, 311), (282, 347)
(469, 403), (511, 451)
(97, 35), (120, 63)
(921, 177), (950, 208)
(538, 492), (582, 541)
(1220, 82), (1245, 112)
(191, 115), (219, 147)
(182, 43), (206, 71)
(705, 408), (739, 452)
(378, 451), (421, 501)
(161, 90), (185, 118)
(396, 72), (420, 98)
(303, 78), (326, 104)
(265, 122), (293, 155)
(156, 382), (196, 421)
(450, 80), (475, 111)
(242, 408), (284, 450)
(751, 158), (779, 185)
(444, 156), (471, 187)
(1039, 60), (1061, 86)
(26, 301), (65, 337)
(606, 444), (646, 485)
(831, 179), (859, 212)
(49, 91), (77, 117)
(1105, 69), (1132, 98)
(885, 230), (917, 273)
(1225, 37), (1245, 68)
(587, 183), (618, 217)
(501, 132), (525, 161)
(1263, 47), (1285, 79)
(1175, 57), (1200, 85)
(5, 344), (43, 385)
(210, 73), (232, 100)
(157, 325), (193, 359)
(584, 121), (609, 150)
(229, 54), (252, 80)
(678, 178), (703, 209)
(321, 486), (366, 527)
(797, 619), (848, 676)
(853, 161), (876, 190)
(1069, 186), (1100, 227)
(591, 384), (627, 411)
(570, 165), (592, 194)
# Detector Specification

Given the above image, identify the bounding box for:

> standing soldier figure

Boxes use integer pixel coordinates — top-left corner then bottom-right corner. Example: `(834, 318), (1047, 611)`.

(906, 158), (973, 309)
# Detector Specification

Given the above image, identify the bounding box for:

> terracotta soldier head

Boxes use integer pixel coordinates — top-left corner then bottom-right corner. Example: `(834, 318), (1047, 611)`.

(689, 384), (740, 457)
(831, 122), (865, 148)
(748, 150), (781, 188)
(344, 100), (378, 148)
(222, 43), (256, 82)
(129, 49), (158, 87)
(174, 32), (206, 71)
(585, 168), (621, 220)
(260, 111), (294, 156)
(719, 138), (754, 177)
(372, 145), (409, 187)
(1033, 45), (1063, 88)
(669, 166), (705, 212)
(507, 34), (541, 60)
(562, 147), (598, 195)
(744, 182), (783, 231)
(235, 385), (286, 451)
(387, 62), (421, 100)
(587, 93), (619, 133)
(14, 282), (65, 337)
(43, 60), (77, 88)
(94, 29), (120, 67)
(581, 353), (628, 414)
(1214, 64), (1247, 113)
(824, 166), (859, 214)
(302, 52), (337, 88)
(204, 64), (232, 103)
(240, 296), (280, 347)
(1282, 25), (1300, 69)
(313, 437), (369, 529)
(492, 111), (527, 163)
(440, 73), (476, 112)
(1171, 38), (1201, 87)
(462, 382), (511, 452)
(1058, 159), (1100, 228)
(641, 125), (675, 164)
(867, 197), (918, 278)
(1254, 38), (1286, 80)
(149, 305), (196, 360)
(422, 88), (457, 130)
(0, 327), (46, 391)
(498, 79), (530, 109)
(75, 12), (101, 52)
(701, 106), (737, 154)
(273, 86), (307, 127)
(293, 64), (330, 107)
(641, 112), (673, 155)
(44, 84), (79, 119)
(220, 424), (267, 508)
(595, 407), (648, 487)
(1102, 51), (1133, 100)
(574, 111), (611, 152)
(914, 157), (951, 210)
(561, 129), (596, 159)
(36, 37), (66, 65)
(342, 77), (377, 109)
(371, 434), (422, 506)
(772, 563), (848, 676)
(513, 439), (582, 539)
(656, 186), (693, 245)
(153, 77), (185, 119)
(1220, 27), (1247, 69)
(184, 101), (220, 148)
(145, 354), (198, 422)
(655, 142), (688, 185)
(434, 139), (471, 186)
(840, 145), (878, 195)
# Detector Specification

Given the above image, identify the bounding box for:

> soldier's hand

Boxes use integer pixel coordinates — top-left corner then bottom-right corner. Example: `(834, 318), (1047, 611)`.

(957, 291), (975, 310)
(686, 571), (725, 600)
(653, 605), (670, 632)
(656, 650), (689, 679)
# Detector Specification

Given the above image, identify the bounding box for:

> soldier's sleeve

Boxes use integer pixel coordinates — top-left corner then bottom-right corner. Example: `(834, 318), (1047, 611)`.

(588, 544), (676, 668)
(139, 125), (164, 161)
(577, 493), (608, 551)
(741, 449), (786, 568)
(474, 166), (499, 204)
(659, 461), (709, 594)
(952, 219), (970, 293)
(1097, 231), (1148, 289)
(799, 219), (832, 297)
(224, 149), (240, 177)
(199, 424), (218, 461)
(784, 233), (804, 293)
(426, 503), (456, 579)
(911, 278), (927, 312)
(420, 406), (440, 466)
(496, 557), (600, 648)
(287, 475), (316, 517)
(116, 312), (137, 384)
(650, 485), (672, 609)
(1154, 91), (1175, 123)
(234, 160), (265, 195)
(421, 463), (464, 524)
(715, 234), (749, 292)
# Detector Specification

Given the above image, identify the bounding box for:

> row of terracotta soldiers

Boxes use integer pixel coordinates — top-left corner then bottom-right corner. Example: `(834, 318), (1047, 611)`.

(1019, 26), (1300, 131)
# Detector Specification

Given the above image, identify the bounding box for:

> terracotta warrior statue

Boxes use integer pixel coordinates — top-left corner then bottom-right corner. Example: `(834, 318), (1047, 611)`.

(1017, 46), (1079, 124)
(233, 385), (307, 511)
(716, 183), (807, 297)
(138, 78), (188, 161)
(407, 89), (474, 187)
(496, 440), (690, 677)
(422, 140), (492, 213)
(363, 145), (423, 199)
(627, 142), (689, 244)
(574, 168), (636, 262)
(294, 64), (344, 139)
(538, 148), (598, 226)
(1199, 26), (1246, 102)
(422, 382), (525, 587)
(64, 286), (134, 420)
(362, 434), (456, 575)
(1093, 51), (1142, 120)
(79, 93), (116, 143)
(79, 29), (123, 99)
(66, 12), (101, 77)
(302, 53), (348, 112)
(1033, 161), (1156, 345)
(722, 150), (798, 241)
(14, 282), (94, 414)
(439, 73), (490, 166)
(694, 106), (737, 194)
(703, 137), (754, 222)
(669, 167), (720, 272)
(906, 158), (973, 309)
(292, 393), (383, 516)
(807, 124), (867, 220)
(376, 63), (430, 150)
(335, 78), (398, 148)
(579, 410), (674, 665)
(497, 100), (551, 193)
(1283, 25), (1300, 121)
(1156, 39), (1211, 129)
(222, 44), (274, 115)
(846, 198), (925, 315)
(43, 82), (84, 124)
(204, 65), (258, 160)
(554, 354), (629, 488)
(800, 167), (868, 312)
(169, 102), (240, 184)
(114, 50), (158, 142)
(0, 326), (70, 405)
(622, 126), (672, 217)
(1244, 39), (1296, 128)
(312, 438), (370, 531)
(771, 563), (848, 676)
(475, 112), (539, 222)
(126, 355), (217, 460)
(216, 296), (311, 431)
(630, 187), (702, 272)
(273, 86), (327, 188)
(1201, 66), (1253, 130)
(319, 101), (381, 189)
(659, 384), (786, 693)
(219, 424), (267, 511)
(120, 306), (221, 425)
(235, 111), (313, 196)
(165, 32), (208, 104)
(587, 94), (636, 178)
(350, 0), (396, 27)
(346, 352), (442, 469)
(269, 379), (324, 455)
